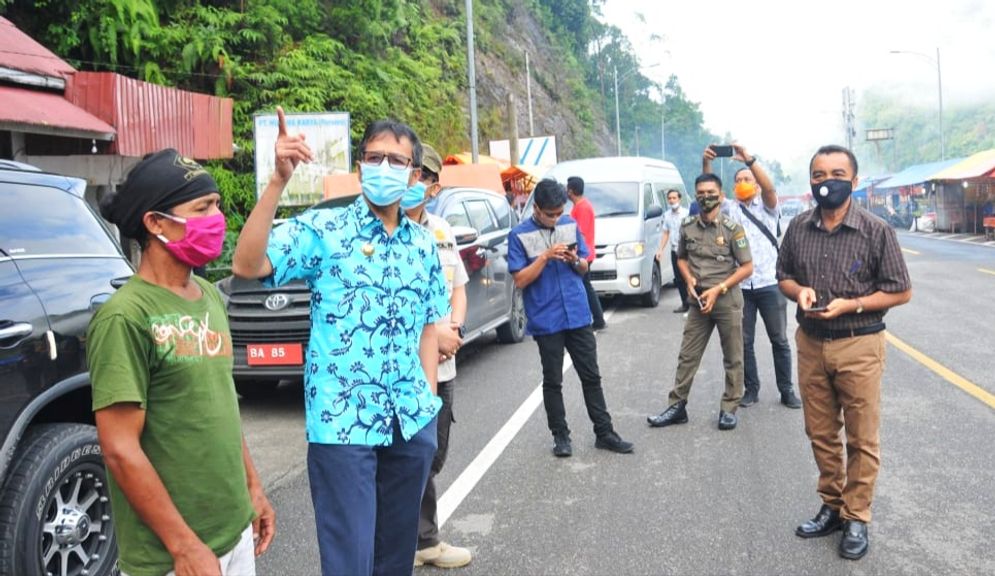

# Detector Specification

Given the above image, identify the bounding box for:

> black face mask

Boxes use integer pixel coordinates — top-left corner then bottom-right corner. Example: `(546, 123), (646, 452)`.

(811, 179), (852, 209)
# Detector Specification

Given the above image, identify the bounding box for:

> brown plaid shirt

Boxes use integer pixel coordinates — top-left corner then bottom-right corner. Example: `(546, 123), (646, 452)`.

(776, 203), (911, 331)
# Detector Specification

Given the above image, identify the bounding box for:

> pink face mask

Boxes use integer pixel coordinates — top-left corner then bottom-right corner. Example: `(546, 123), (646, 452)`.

(154, 212), (226, 268)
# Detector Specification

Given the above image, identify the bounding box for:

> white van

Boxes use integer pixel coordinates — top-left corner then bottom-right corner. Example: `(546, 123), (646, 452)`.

(540, 156), (688, 307)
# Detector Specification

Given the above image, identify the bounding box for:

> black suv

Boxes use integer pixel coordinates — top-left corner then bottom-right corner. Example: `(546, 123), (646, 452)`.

(218, 187), (527, 395)
(0, 161), (131, 576)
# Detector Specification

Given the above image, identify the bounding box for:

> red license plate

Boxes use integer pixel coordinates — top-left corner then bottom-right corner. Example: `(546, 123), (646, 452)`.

(245, 343), (303, 366)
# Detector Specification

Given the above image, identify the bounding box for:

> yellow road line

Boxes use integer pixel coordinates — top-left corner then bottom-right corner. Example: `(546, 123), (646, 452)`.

(901, 248), (920, 255)
(886, 332), (995, 410)
(979, 268), (995, 276)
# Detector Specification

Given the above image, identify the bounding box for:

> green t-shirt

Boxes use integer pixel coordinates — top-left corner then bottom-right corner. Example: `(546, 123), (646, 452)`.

(87, 275), (254, 576)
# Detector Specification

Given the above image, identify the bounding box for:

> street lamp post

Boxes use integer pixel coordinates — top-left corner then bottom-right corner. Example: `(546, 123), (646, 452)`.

(613, 63), (659, 157)
(465, 0), (479, 162)
(890, 47), (944, 160)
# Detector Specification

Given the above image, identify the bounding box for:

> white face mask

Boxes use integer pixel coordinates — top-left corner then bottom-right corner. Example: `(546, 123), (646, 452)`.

(668, 201), (681, 210)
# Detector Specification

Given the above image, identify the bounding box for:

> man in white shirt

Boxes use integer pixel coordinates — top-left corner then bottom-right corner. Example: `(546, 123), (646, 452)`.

(655, 189), (691, 313)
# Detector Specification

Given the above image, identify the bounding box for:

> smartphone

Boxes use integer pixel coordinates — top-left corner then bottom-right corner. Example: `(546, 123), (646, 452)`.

(567, 242), (578, 251)
(694, 294), (705, 309)
(711, 144), (734, 157)
(806, 305), (829, 312)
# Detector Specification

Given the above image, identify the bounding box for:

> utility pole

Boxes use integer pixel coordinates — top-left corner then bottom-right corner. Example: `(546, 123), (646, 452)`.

(525, 50), (534, 136)
(465, 0), (479, 162)
(635, 125), (640, 156)
(842, 87), (856, 150)
(613, 65), (621, 156)
(508, 93), (519, 167)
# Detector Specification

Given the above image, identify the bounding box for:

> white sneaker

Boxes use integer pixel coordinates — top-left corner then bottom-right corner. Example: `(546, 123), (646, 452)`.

(414, 541), (472, 568)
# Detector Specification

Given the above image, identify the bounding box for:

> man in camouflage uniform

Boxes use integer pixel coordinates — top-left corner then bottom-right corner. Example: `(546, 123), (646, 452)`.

(648, 173), (754, 431)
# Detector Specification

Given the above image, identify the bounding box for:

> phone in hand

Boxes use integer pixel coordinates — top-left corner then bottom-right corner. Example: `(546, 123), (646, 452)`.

(806, 304), (829, 312)
(693, 293), (705, 309)
(710, 144), (734, 157)
(567, 242), (578, 251)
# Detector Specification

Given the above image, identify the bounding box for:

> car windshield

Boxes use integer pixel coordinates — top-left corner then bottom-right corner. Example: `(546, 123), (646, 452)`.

(584, 182), (639, 217)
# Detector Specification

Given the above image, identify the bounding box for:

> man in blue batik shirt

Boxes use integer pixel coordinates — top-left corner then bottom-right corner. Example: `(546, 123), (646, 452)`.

(508, 179), (634, 458)
(233, 109), (449, 576)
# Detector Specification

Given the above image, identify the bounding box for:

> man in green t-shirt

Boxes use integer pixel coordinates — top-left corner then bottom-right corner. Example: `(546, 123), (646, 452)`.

(88, 149), (274, 576)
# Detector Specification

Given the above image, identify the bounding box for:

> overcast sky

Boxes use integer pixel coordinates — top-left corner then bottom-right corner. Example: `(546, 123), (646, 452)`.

(601, 0), (995, 179)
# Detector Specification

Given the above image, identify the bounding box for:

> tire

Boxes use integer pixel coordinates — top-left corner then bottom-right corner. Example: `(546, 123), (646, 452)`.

(495, 288), (527, 343)
(0, 423), (118, 576)
(640, 262), (662, 308)
(234, 379), (281, 400)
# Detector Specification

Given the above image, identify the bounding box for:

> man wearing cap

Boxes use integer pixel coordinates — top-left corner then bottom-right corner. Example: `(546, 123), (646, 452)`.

(88, 148), (274, 576)
(232, 111), (449, 576)
(401, 145), (473, 569)
(703, 144), (801, 409)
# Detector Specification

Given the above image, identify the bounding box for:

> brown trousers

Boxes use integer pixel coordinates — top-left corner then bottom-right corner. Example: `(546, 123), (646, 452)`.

(795, 328), (885, 523)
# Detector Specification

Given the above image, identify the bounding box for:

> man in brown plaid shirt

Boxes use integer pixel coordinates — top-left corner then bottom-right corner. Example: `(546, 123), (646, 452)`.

(776, 145), (911, 561)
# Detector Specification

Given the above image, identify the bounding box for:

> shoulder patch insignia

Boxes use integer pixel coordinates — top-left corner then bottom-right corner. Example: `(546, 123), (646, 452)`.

(722, 217), (738, 231)
(682, 216), (697, 226)
(735, 237), (748, 249)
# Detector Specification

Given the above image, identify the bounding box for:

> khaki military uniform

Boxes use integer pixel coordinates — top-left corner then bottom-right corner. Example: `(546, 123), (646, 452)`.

(670, 212), (752, 413)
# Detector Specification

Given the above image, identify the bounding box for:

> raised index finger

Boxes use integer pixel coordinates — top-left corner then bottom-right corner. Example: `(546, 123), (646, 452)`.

(276, 106), (287, 137)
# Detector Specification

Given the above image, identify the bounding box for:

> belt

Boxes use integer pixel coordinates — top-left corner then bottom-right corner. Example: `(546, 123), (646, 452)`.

(802, 323), (885, 341)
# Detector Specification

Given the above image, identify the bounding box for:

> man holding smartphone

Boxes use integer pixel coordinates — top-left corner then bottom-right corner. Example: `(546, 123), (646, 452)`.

(647, 173), (753, 431)
(703, 144), (801, 409)
(777, 145), (911, 561)
(508, 179), (633, 458)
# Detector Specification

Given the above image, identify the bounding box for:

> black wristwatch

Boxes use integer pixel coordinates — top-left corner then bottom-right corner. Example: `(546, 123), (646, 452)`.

(457, 324), (466, 339)
(744, 156), (757, 167)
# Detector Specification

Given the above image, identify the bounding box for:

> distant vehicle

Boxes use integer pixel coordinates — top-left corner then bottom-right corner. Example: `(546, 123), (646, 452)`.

(218, 187), (527, 397)
(0, 162), (130, 576)
(533, 157), (689, 307)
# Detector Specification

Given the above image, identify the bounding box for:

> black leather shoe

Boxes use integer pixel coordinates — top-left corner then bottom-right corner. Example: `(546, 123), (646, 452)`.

(595, 431), (634, 454)
(781, 390), (802, 409)
(717, 410), (738, 430)
(672, 304), (690, 313)
(647, 401), (688, 427)
(552, 433), (572, 458)
(739, 389), (758, 407)
(795, 504), (842, 538)
(839, 520), (869, 560)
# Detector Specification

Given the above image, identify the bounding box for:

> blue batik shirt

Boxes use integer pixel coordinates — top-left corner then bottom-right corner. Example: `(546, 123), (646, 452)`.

(264, 196), (448, 446)
(507, 215), (592, 336)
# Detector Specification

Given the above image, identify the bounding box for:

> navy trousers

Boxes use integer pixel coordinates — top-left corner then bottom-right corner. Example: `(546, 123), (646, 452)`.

(308, 418), (438, 576)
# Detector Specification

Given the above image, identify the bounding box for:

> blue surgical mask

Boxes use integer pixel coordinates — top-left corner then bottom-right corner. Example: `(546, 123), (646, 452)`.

(361, 160), (412, 207)
(400, 181), (428, 210)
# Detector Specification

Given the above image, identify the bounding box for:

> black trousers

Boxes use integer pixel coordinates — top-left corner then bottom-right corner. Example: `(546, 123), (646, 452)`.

(670, 250), (688, 305)
(534, 327), (614, 438)
(582, 270), (605, 327)
(418, 378), (454, 549)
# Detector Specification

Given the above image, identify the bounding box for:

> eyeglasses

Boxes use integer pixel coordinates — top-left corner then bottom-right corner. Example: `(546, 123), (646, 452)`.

(361, 151), (413, 169)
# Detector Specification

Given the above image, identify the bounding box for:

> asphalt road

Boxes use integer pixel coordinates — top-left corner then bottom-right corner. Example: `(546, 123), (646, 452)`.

(241, 231), (995, 576)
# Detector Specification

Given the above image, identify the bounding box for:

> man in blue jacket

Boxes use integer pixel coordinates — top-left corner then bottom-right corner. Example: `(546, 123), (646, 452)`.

(508, 179), (633, 458)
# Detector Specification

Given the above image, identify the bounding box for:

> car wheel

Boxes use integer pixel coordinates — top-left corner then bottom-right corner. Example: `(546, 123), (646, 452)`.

(0, 424), (118, 576)
(496, 288), (526, 343)
(640, 262), (662, 308)
(234, 379), (281, 401)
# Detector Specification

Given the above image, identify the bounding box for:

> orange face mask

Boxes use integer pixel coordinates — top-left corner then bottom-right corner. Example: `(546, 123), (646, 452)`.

(734, 181), (757, 201)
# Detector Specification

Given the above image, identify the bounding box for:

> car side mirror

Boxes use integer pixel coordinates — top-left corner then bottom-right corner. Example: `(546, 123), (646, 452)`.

(645, 205), (664, 220)
(452, 225), (479, 246)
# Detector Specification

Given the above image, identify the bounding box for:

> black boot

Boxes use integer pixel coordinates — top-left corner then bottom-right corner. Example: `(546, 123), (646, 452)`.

(795, 504), (842, 538)
(647, 401), (688, 427)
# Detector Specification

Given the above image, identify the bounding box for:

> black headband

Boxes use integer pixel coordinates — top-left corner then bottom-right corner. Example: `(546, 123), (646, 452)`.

(100, 148), (219, 239)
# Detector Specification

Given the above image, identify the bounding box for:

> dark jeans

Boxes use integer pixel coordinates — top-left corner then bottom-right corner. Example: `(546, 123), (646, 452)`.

(534, 327), (613, 438)
(418, 379), (455, 549)
(742, 284), (793, 395)
(308, 418), (437, 576)
(670, 251), (688, 305)
(582, 270), (605, 327)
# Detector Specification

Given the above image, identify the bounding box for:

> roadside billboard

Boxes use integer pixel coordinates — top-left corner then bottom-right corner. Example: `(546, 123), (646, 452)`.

(254, 112), (350, 206)
(488, 136), (557, 170)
